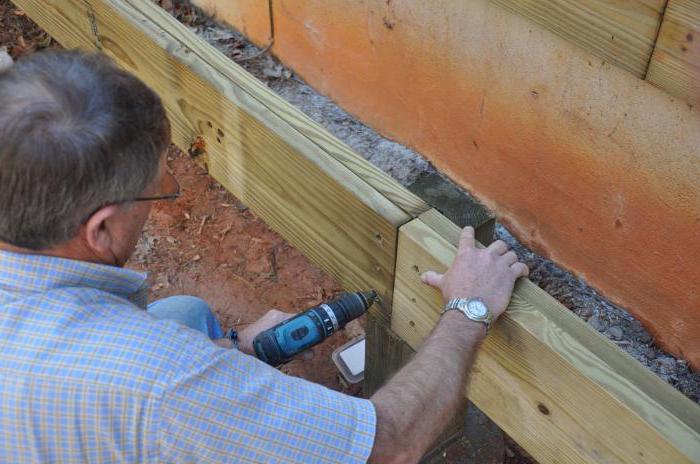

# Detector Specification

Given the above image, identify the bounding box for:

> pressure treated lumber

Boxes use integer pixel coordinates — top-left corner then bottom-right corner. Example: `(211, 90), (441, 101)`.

(489, 0), (666, 77)
(392, 210), (700, 464)
(646, 0), (700, 105)
(12, 0), (428, 306)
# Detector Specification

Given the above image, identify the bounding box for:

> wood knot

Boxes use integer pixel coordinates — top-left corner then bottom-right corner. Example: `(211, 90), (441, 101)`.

(537, 402), (550, 415)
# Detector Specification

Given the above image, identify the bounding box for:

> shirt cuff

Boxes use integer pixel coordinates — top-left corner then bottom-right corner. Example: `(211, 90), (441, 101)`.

(350, 398), (377, 463)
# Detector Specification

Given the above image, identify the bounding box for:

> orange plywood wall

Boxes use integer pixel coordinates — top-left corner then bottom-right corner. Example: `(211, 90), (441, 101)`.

(193, 0), (700, 368)
(194, 0), (271, 47)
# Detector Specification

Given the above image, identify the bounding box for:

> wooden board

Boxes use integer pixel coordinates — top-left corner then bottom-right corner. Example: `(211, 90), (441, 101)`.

(12, 0), (430, 306)
(490, 0), (666, 77)
(391, 211), (700, 464)
(646, 0), (700, 105)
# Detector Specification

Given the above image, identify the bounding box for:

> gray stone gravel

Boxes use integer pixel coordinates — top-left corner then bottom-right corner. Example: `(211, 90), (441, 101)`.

(167, 1), (700, 403)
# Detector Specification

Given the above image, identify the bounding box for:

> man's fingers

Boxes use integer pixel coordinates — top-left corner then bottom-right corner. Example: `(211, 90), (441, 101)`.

(511, 262), (529, 278)
(421, 271), (444, 288)
(458, 226), (475, 251)
(503, 251), (518, 266)
(487, 240), (508, 255)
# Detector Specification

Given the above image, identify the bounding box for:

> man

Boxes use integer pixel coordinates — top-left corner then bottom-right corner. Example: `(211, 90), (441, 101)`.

(0, 50), (528, 463)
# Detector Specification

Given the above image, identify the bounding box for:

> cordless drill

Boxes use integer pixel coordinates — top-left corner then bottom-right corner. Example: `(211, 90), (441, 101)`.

(253, 290), (377, 366)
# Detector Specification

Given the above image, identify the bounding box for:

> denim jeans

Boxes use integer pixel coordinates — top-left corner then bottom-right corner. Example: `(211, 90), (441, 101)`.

(147, 295), (224, 339)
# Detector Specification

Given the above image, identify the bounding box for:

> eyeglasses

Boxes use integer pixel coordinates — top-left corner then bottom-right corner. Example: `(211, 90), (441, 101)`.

(81, 170), (181, 224)
(129, 170), (181, 204)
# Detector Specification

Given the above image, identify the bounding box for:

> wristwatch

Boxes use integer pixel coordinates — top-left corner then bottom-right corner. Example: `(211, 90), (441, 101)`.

(442, 298), (492, 333)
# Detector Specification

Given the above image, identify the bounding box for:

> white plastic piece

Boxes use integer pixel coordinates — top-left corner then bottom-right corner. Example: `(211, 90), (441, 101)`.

(0, 47), (13, 72)
(332, 337), (365, 384)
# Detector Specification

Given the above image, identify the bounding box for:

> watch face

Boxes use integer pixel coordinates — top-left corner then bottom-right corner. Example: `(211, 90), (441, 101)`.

(467, 299), (488, 318)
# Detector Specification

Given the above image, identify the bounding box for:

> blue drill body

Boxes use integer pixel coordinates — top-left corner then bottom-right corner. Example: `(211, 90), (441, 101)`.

(253, 291), (377, 366)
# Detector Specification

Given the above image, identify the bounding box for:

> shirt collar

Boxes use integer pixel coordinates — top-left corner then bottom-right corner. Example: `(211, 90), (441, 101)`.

(0, 250), (149, 309)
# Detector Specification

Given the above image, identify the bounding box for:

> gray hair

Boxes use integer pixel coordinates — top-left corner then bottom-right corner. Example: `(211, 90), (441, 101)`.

(0, 50), (170, 249)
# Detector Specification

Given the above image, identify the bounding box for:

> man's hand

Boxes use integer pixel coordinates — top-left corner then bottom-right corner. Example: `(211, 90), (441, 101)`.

(237, 309), (294, 356)
(368, 226), (529, 464)
(421, 226), (529, 321)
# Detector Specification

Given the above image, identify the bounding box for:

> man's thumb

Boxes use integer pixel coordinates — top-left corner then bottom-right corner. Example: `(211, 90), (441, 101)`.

(421, 271), (443, 288)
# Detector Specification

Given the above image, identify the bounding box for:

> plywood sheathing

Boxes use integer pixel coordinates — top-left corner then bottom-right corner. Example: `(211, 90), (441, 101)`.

(490, 0), (667, 77)
(194, 0), (271, 47)
(647, 0), (700, 106)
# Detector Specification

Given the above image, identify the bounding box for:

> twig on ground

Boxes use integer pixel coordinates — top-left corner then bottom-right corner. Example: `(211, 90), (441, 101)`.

(197, 215), (208, 235)
(219, 223), (232, 241)
(237, 40), (273, 62)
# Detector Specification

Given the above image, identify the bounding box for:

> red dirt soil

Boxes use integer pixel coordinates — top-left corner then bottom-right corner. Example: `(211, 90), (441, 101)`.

(128, 147), (365, 392)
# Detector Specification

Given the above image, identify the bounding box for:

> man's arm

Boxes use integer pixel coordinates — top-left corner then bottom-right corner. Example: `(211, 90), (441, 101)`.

(368, 226), (529, 463)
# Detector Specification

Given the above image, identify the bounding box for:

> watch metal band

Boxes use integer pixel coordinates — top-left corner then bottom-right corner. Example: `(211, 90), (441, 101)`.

(442, 297), (491, 333)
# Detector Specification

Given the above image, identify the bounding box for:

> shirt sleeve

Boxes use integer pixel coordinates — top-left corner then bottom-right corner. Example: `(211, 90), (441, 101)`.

(158, 346), (376, 463)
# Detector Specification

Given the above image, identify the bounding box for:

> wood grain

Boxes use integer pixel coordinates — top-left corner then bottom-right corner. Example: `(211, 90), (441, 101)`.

(647, 0), (700, 105)
(12, 0), (426, 305)
(392, 211), (700, 464)
(490, 0), (666, 77)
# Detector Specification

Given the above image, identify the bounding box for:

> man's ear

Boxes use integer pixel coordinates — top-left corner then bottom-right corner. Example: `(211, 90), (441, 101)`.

(81, 205), (122, 256)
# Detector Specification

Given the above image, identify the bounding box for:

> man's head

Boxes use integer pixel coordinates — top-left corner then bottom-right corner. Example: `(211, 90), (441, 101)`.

(0, 49), (172, 266)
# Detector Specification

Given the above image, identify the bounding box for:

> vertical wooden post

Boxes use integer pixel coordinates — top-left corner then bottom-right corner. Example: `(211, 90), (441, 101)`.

(364, 308), (469, 461)
(364, 308), (414, 396)
(363, 187), (497, 460)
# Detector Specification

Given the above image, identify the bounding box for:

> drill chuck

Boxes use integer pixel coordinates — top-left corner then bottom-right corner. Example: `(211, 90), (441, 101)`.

(253, 290), (377, 366)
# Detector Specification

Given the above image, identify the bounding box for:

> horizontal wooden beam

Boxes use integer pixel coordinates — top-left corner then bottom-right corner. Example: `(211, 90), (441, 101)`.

(12, 0), (430, 308)
(391, 209), (700, 464)
(489, 0), (666, 77)
(646, 0), (700, 106)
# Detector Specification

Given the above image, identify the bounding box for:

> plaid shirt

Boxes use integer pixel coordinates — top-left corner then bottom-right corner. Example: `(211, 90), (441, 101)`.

(0, 250), (375, 463)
